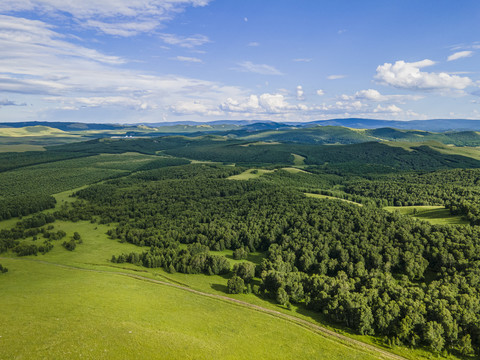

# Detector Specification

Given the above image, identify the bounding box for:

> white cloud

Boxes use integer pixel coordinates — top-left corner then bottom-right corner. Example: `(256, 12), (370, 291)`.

(169, 101), (222, 116)
(235, 61), (283, 75)
(46, 96), (155, 110)
(296, 85), (304, 100)
(159, 33), (210, 48)
(447, 51), (473, 62)
(172, 56), (202, 63)
(316, 89), (325, 96)
(341, 89), (422, 102)
(327, 74), (346, 80)
(0, 15), (125, 65)
(375, 59), (473, 91)
(0, 0), (211, 36)
(84, 20), (159, 37)
(0, 15), (246, 115)
(373, 104), (402, 113)
(221, 93), (302, 114)
(248, 42), (259, 47)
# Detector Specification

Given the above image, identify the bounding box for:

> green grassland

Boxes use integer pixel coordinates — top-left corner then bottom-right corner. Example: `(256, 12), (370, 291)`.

(383, 206), (469, 225)
(0, 144), (46, 152)
(1, 260), (384, 360)
(305, 192), (363, 206)
(227, 168), (275, 180)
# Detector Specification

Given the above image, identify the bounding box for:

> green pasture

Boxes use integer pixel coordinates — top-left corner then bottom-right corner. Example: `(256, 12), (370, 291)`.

(305, 193), (362, 206)
(0, 259), (383, 360)
(0, 144), (46, 152)
(291, 153), (306, 165)
(227, 168), (275, 180)
(383, 206), (469, 225)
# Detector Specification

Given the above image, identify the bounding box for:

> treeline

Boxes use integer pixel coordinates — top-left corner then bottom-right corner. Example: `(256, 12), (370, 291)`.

(0, 213), (62, 255)
(51, 164), (480, 355)
(112, 243), (230, 275)
(342, 169), (480, 226)
(0, 195), (56, 220)
(0, 151), (90, 172)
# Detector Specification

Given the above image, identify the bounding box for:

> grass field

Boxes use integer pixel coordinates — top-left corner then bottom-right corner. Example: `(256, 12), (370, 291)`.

(305, 193), (362, 206)
(1, 259), (387, 360)
(383, 206), (469, 225)
(384, 141), (480, 160)
(0, 144), (46, 152)
(291, 153), (306, 166)
(281, 167), (309, 173)
(227, 168), (275, 180)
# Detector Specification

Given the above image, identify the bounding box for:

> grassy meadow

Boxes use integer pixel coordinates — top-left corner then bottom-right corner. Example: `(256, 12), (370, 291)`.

(0, 213), (385, 360)
(383, 206), (469, 225)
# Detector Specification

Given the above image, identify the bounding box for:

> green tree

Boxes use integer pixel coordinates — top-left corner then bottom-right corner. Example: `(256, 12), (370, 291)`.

(227, 275), (245, 294)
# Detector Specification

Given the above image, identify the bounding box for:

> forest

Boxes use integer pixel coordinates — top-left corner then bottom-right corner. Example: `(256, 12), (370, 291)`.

(2, 132), (480, 358)
(49, 162), (480, 356)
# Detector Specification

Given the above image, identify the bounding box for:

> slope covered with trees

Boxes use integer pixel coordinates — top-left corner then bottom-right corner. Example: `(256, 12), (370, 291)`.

(45, 163), (480, 356)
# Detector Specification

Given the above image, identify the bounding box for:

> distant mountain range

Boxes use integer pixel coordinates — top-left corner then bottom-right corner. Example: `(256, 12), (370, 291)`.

(3, 118), (480, 132)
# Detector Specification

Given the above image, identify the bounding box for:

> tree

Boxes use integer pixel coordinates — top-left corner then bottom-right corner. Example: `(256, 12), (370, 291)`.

(233, 262), (255, 282)
(233, 247), (248, 260)
(276, 288), (289, 306)
(227, 275), (245, 294)
(458, 334), (474, 356)
(424, 321), (445, 353)
(62, 239), (76, 251)
(0, 263), (8, 273)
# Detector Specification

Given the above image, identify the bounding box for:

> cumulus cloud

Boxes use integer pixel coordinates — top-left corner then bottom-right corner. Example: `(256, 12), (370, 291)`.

(341, 89), (422, 102)
(316, 89), (325, 96)
(373, 104), (402, 113)
(327, 74), (346, 80)
(447, 51), (473, 61)
(375, 59), (473, 91)
(0, 0), (211, 36)
(172, 56), (202, 63)
(221, 93), (302, 114)
(169, 101), (222, 116)
(235, 61), (283, 75)
(296, 85), (304, 100)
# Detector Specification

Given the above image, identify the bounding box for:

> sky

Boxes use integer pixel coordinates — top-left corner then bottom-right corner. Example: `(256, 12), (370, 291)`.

(0, 0), (479, 124)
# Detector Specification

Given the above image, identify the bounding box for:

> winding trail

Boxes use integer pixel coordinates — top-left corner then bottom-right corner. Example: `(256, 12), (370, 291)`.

(1, 256), (409, 360)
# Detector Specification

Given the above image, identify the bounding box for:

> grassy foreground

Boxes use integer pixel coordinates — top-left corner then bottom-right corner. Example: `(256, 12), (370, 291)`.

(0, 260), (381, 360)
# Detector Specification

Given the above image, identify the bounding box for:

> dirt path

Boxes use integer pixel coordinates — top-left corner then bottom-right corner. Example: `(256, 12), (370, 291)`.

(1, 256), (409, 360)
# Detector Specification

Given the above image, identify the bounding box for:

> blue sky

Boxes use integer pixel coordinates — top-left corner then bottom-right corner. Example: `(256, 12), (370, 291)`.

(0, 0), (479, 123)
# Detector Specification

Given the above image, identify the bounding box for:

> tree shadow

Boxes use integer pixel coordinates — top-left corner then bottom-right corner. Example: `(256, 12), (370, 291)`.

(211, 283), (228, 293)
